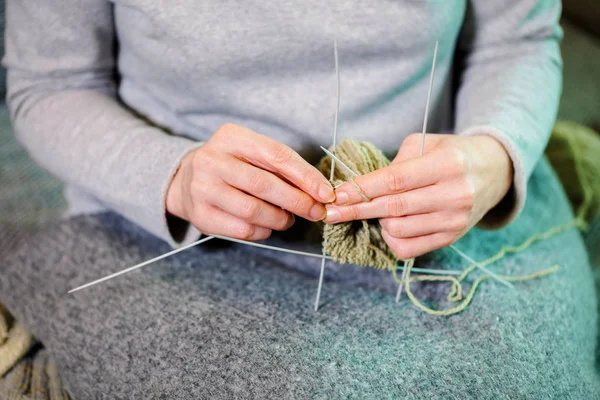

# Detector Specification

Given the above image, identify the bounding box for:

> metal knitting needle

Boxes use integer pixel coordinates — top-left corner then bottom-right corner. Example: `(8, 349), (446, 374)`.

(212, 235), (336, 260)
(320, 146), (358, 178)
(449, 245), (514, 289)
(314, 38), (340, 312)
(330, 38), (340, 182)
(68, 235), (216, 294)
(68, 228), (463, 295)
(420, 40), (438, 156)
(396, 40), (438, 303)
(395, 259), (412, 303)
(213, 234), (463, 274)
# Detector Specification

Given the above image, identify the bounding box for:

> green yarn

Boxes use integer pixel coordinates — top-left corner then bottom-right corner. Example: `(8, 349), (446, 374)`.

(319, 139), (397, 269)
(545, 121), (600, 224)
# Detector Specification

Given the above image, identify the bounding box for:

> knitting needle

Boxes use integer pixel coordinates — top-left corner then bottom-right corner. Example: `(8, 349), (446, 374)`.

(211, 237), (463, 275)
(314, 38), (340, 312)
(212, 235), (335, 260)
(449, 245), (514, 289)
(68, 229), (463, 295)
(396, 40), (438, 303)
(420, 40), (438, 156)
(330, 38), (340, 182)
(320, 146), (358, 178)
(395, 259), (413, 303)
(214, 234), (464, 275)
(68, 235), (216, 294)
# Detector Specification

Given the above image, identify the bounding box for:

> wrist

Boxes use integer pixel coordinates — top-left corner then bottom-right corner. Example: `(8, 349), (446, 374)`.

(471, 134), (514, 202)
(166, 152), (192, 221)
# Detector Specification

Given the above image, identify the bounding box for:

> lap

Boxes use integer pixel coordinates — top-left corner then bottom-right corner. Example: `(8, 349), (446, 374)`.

(1, 158), (598, 399)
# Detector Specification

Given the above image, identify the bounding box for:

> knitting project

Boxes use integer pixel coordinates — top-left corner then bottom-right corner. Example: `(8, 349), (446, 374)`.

(319, 139), (397, 269)
(317, 135), (597, 316)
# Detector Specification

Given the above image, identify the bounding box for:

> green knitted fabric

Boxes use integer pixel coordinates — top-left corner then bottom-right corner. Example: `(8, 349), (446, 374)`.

(319, 139), (397, 269)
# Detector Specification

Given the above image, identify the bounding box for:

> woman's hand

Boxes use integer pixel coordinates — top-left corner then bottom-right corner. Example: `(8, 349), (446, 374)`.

(166, 123), (335, 241)
(324, 133), (513, 259)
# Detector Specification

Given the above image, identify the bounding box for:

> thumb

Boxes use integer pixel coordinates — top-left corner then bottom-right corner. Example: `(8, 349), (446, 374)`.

(392, 133), (444, 164)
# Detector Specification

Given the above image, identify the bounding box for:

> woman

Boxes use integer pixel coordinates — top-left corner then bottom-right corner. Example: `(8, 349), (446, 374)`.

(2, 0), (598, 397)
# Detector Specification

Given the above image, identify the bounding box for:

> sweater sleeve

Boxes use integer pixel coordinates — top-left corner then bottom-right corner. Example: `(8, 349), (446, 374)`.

(4, 0), (202, 246)
(455, 0), (563, 229)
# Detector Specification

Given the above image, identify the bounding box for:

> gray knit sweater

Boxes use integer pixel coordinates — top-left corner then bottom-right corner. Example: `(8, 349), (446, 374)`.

(3, 0), (562, 246)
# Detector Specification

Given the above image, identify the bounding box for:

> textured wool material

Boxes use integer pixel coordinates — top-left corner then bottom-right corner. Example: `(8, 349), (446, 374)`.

(4, 0), (563, 246)
(1, 158), (599, 398)
(0, 349), (71, 400)
(319, 139), (396, 269)
(0, 304), (34, 378)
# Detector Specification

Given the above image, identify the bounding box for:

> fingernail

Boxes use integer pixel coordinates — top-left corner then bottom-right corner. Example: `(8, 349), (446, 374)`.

(335, 191), (349, 205)
(286, 214), (296, 229)
(318, 183), (335, 203)
(310, 204), (327, 221)
(326, 207), (341, 223)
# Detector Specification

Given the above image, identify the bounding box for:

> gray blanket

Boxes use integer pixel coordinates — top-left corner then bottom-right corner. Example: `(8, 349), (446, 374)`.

(1, 158), (599, 398)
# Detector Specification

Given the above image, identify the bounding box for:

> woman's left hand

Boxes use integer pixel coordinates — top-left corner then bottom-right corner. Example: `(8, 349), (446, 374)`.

(324, 133), (513, 260)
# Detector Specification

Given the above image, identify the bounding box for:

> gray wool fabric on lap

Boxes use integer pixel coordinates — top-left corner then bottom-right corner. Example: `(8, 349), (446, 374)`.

(1, 159), (599, 399)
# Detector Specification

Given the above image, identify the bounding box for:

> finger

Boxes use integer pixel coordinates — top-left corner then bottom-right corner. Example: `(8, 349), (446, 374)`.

(211, 154), (327, 222)
(379, 212), (469, 239)
(333, 147), (464, 206)
(382, 229), (457, 260)
(203, 183), (295, 231)
(335, 149), (449, 205)
(391, 133), (447, 164)
(214, 124), (335, 203)
(191, 204), (272, 241)
(325, 185), (451, 224)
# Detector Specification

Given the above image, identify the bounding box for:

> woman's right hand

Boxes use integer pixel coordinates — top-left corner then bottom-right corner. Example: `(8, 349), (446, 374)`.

(166, 123), (335, 241)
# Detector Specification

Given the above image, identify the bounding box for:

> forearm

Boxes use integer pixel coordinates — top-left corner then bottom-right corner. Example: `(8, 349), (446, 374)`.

(8, 86), (202, 245)
(5, 0), (201, 245)
(455, 0), (563, 228)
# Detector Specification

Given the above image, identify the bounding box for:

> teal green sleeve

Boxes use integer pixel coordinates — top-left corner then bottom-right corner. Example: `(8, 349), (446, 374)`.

(455, 0), (563, 229)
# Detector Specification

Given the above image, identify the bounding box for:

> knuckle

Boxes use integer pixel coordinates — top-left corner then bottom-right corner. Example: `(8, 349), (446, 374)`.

(348, 206), (360, 221)
(387, 218), (404, 238)
(275, 212), (293, 231)
(189, 180), (205, 197)
(234, 223), (255, 240)
(456, 179), (476, 207)
(271, 144), (295, 166)
(255, 228), (273, 241)
(455, 214), (470, 231)
(403, 133), (421, 147)
(216, 122), (236, 137)
(191, 148), (209, 169)
(446, 146), (468, 175)
(247, 172), (270, 195)
(239, 200), (261, 220)
(299, 168), (318, 192)
(447, 215), (464, 232)
(386, 196), (406, 217)
(384, 170), (406, 193)
(194, 149), (221, 174)
(290, 195), (312, 215)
